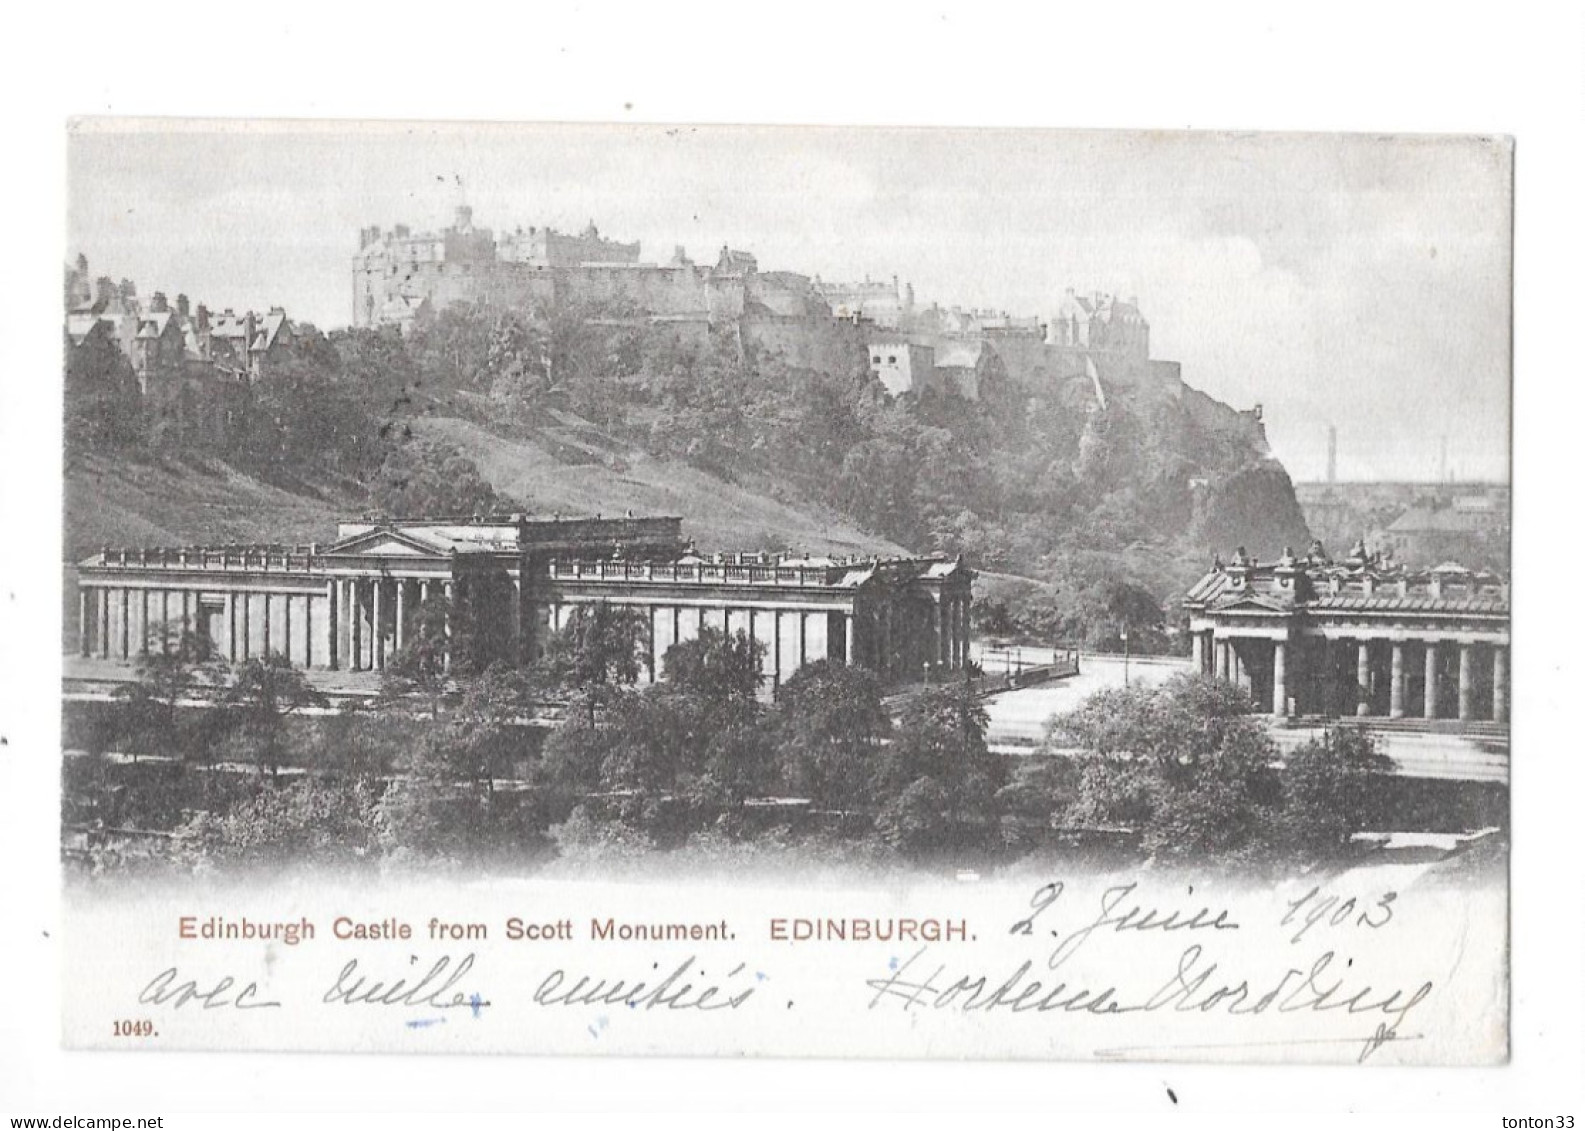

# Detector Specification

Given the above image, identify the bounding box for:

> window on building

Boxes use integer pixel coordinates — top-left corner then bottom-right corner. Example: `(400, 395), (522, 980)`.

(888, 356), (897, 364)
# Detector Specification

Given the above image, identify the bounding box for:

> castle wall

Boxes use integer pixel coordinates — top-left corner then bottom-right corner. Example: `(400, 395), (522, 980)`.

(743, 317), (867, 374)
(561, 263), (722, 317)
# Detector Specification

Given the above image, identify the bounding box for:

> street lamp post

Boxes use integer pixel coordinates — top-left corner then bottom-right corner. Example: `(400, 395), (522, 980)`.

(1121, 630), (1130, 688)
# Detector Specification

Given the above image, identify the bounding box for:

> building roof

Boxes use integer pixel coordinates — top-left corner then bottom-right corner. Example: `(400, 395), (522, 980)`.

(65, 312), (106, 346)
(1185, 545), (1508, 618)
(1385, 506), (1502, 534)
(252, 310), (290, 351)
(210, 312), (252, 339)
(135, 310), (175, 339)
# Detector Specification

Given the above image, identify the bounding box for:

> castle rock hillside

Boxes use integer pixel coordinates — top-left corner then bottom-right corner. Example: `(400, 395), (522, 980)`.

(350, 209), (1307, 571)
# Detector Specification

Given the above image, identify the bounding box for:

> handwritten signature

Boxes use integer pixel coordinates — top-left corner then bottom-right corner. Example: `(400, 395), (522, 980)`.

(866, 944), (1432, 1062)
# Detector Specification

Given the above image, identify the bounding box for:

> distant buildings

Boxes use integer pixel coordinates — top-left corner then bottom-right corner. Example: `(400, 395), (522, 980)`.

(1044, 289), (1150, 357)
(1293, 480), (1510, 571)
(351, 205), (809, 339)
(63, 255), (296, 445)
(348, 209), (1222, 413)
(1381, 502), (1508, 567)
(812, 275), (914, 329)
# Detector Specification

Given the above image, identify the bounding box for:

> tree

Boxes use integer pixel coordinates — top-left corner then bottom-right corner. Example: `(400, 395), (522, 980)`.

(64, 328), (140, 458)
(591, 685), (774, 842)
(534, 629), (776, 846)
(409, 300), (497, 389)
(370, 438), (518, 517)
(876, 682), (1001, 851)
(661, 627), (764, 704)
(112, 622), (228, 761)
(240, 347), (379, 476)
(380, 592), (459, 716)
(220, 653), (329, 777)
(1050, 673), (1279, 860)
(770, 660), (891, 808)
(377, 663), (533, 861)
(534, 712), (613, 820)
(179, 776), (382, 870)
(875, 777), (952, 855)
(1271, 727), (1393, 854)
(534, 603), (651, 724)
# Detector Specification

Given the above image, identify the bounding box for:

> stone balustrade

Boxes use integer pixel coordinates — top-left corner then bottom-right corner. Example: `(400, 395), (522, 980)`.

(546, 558), (865, 587)
(93, 545), (327, 574)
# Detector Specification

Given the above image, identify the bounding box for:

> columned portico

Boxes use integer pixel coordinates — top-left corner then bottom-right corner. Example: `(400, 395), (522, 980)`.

(1186, 544), (1509, 730)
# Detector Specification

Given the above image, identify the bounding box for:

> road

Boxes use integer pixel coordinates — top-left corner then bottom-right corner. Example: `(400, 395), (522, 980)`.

(982, 652), (1190, 749)
(981, 650), (1509, 783)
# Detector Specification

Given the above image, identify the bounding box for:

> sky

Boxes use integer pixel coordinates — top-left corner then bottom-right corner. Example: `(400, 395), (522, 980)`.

(67, 122), (1512, 482)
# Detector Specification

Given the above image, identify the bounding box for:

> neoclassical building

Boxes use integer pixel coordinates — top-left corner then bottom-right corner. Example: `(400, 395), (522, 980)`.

(1184, 542), (1509, 724)
(74, 514), (975, 692)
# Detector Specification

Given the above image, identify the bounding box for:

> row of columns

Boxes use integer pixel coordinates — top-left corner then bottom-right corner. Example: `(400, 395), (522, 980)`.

(335, 576), (452, 673)
(79, 583), (340, 669)
(78, 578), (975, 688)
(1194, 630), (1508, 723)
(551, 601), (850, 691)
(1371, 638), (1507, 724)
(938, 596), (971, 671)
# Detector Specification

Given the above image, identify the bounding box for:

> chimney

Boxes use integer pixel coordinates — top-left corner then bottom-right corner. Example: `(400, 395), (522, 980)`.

(175, 293), (190, 319)
(394, 224), (410, 238)
(95, 277), (115, 305)
(149, 291), (169, 314)
(195, 304), (210, 332)
(118, 278), (137, 300)
(454, 205), (473, 230)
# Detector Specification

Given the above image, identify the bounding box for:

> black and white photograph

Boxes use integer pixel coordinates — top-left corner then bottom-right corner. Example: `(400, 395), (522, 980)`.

(3, 7), (1580, 1121)
(49, 121), (1511, 1063)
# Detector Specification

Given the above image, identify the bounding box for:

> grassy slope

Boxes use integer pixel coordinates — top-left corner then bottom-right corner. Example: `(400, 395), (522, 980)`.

(64, 410), (906, 561)
(64, 453), (355, 560)
(411, 413), (907, 558)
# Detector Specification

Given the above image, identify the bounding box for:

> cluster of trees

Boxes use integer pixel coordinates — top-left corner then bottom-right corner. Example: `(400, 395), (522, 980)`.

(67, 601), (1390, 876)
(974, 564), (1180, 654)
(1039, 674), (1393, 861)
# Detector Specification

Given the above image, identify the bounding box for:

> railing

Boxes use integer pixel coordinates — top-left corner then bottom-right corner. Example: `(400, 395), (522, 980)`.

(86, 545), (329, 574)
(547, 553), (954, 588)
(548, 558), (860, 587)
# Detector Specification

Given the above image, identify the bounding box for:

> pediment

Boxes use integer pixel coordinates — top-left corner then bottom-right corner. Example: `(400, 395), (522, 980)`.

(323, 528), (448, 558)
(1209, 593), (1291, 615)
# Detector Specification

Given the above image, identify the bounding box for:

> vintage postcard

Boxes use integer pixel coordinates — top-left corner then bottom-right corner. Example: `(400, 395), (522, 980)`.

(58, 121), (1511, 1063)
